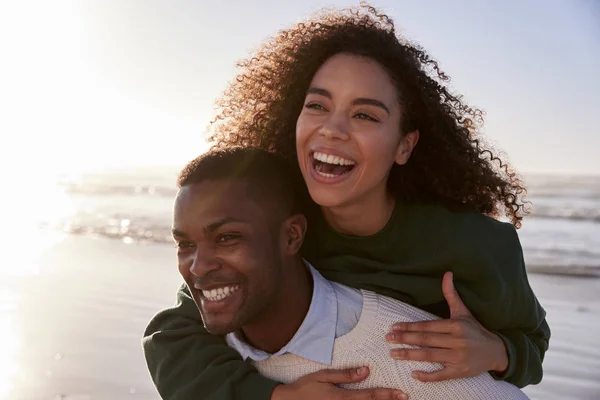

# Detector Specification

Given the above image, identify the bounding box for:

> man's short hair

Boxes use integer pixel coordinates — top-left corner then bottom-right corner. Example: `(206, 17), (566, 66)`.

(178, 147), (304, 217)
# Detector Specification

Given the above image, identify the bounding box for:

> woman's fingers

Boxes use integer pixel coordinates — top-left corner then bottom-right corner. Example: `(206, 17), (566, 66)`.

(390, 347), (453, 363)
(386, 331), (461, 348)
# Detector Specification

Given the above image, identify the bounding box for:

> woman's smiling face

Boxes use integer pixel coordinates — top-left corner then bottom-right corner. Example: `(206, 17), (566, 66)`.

(296, 53), (416, 210)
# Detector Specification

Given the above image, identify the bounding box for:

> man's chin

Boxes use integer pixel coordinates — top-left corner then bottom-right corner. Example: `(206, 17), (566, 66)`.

(200, 305), (242, 336)
(203, 318), (238, 336)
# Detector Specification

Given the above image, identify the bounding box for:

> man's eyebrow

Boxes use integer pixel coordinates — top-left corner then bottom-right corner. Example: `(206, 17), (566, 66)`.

(306, 87), (390, 115)
(172, 217), (248, 238)
(172, 229), (187, 238)
(205, 217), (248, 233)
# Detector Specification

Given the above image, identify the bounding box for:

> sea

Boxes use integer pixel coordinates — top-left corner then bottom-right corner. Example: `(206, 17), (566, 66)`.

(40, 168), (600, 277)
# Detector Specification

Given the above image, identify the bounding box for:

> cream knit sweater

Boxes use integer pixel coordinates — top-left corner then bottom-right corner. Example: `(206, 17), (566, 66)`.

(254, 290), (529, 400)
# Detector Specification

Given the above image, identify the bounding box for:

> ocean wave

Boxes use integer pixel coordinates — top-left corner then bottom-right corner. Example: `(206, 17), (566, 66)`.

(54, 172), (600, 224)
(58, 182), (177, 198)
(525, 264), (600, 278)
(528, 209), (600, 223)
(39, 220), (173, 245)
(57, 186), (600, 224)
(37, 170), (600, 279)
(37, 222), (600, 278)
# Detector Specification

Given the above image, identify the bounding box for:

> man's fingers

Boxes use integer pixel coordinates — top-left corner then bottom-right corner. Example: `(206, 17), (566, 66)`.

(411, 366), (465, 382)
(311, 366), (370, 384)
(347, 387), (408, 400)
(390, 347), (453, 363)
(386, 331), (459, 348)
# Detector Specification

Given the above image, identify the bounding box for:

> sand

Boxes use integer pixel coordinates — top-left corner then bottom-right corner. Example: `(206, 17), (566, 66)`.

(1, 234), (598, 400)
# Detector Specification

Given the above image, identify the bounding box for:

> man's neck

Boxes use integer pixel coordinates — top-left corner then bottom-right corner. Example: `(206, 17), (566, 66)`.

(240, 258), (313, 354)
(322, 187), (395, 236)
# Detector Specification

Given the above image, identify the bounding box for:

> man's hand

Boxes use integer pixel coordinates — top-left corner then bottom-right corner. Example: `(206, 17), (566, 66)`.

(385, 272), (509, 382)
(271, 367), (408, 400)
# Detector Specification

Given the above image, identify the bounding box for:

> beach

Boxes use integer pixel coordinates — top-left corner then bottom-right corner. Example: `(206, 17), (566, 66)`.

(1, 233), (599, 400)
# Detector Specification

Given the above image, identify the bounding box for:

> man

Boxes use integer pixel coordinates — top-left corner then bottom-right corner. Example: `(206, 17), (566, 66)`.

(169, 147), (528, 400)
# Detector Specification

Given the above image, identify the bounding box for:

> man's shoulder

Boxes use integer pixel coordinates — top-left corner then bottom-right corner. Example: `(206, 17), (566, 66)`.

(364, 290), (440, 324)
(329, 280), (362, 299)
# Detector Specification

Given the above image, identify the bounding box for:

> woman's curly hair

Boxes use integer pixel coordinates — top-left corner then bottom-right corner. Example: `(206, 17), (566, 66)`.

(208, 4), (528, 227)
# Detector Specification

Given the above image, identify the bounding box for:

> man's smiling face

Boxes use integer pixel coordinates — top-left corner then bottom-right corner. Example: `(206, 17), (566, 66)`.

(172, 179), (285, 335)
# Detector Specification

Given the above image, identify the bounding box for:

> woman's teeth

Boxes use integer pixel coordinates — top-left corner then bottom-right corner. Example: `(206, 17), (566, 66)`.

(313, 152), (355, 166)
(202, 285), (240, 301)
(313, 151), (356, 178)
(315, 164), (336, 178)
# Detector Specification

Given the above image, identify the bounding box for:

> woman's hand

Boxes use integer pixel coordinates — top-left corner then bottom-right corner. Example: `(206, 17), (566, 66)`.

(385, 272), (509, 382)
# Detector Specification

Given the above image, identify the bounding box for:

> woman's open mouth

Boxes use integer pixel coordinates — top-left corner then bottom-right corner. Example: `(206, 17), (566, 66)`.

(311, 151), (356, 181)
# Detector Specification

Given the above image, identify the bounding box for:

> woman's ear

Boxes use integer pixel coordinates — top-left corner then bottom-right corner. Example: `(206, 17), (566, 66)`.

(283, 214), (307, 255)
(395, 130), (419, 165)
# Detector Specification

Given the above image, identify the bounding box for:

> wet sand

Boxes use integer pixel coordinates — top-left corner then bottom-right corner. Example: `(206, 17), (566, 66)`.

(1, 235), (598, 399)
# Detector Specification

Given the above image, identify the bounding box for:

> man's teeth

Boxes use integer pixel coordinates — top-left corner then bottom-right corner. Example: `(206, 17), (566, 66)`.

(313, 152), (355, 166)
(202, 285), (240, 301)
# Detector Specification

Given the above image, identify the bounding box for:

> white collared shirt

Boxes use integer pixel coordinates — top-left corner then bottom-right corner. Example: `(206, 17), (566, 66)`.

(226, 262), (363, 365)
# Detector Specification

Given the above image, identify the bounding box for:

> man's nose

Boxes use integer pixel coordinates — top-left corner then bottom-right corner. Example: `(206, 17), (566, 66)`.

(189, 247), (220, 277)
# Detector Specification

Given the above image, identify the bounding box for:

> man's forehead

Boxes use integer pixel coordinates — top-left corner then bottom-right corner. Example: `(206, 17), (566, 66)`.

(175, 180), (265, 218)
(178, 180), (250, 201)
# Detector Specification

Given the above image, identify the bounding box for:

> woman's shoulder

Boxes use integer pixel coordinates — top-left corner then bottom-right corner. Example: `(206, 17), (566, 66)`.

(404, 203), (524, 273)
(448, 211), (525, 278)
(403, 202), (518, 242)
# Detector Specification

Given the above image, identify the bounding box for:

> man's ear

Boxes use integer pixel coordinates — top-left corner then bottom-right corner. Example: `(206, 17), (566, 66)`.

(282, 213), (307, 255)
(395, 130), (419, 165)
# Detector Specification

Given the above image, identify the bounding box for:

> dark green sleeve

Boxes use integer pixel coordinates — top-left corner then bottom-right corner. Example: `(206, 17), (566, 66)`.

(455, 220), (550, 388)
(490, 319), (550, 387)
(142, 283), (280, 400)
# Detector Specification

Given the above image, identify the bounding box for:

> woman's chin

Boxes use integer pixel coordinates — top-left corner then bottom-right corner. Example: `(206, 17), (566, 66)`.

(308, 187), (349, 210)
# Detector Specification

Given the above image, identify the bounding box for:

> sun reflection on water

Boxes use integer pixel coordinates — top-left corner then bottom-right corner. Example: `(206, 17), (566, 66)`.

(0, 175), (72, 398)
(0, 292), (19, 399)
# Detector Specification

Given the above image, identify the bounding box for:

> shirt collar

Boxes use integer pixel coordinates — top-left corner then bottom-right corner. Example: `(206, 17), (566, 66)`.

(226, 261), (338, 365)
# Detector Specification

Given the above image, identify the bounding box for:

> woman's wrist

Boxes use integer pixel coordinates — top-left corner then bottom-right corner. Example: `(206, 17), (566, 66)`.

(490, 332), (509, 373)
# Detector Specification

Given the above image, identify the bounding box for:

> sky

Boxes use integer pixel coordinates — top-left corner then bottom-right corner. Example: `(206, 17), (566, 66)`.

(1, 0), (599, 177)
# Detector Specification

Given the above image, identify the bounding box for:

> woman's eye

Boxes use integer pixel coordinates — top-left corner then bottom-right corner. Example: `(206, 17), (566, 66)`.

(355, 112), (379, 122)
(305, 103), (327, 111)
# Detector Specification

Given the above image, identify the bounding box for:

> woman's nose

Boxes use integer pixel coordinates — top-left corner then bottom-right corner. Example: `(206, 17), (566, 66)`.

(319, 113), (350, 141)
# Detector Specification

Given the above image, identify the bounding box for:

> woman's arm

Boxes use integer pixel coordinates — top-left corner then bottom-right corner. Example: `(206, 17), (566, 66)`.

(458, 220), (550, 387)
(490, 319), (550, 387)
(480, 223), (550, 387)
(386, 221), (550, 388)
(142, 283), (280, 400)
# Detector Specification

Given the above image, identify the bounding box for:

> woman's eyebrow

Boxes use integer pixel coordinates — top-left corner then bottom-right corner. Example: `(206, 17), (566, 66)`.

(352, 98), (390, 114)
(306, 87), (390, 115)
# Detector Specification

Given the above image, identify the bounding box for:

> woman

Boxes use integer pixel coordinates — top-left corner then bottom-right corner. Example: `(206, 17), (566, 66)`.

(143, 5), (549, 400)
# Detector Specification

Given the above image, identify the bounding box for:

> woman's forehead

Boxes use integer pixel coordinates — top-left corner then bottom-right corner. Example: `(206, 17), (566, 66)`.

(310, 53), (398, 104)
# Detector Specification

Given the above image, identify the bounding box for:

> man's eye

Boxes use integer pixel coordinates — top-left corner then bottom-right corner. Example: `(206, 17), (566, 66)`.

(176, 241), (195, 249)
(217, 234), (240, 243)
